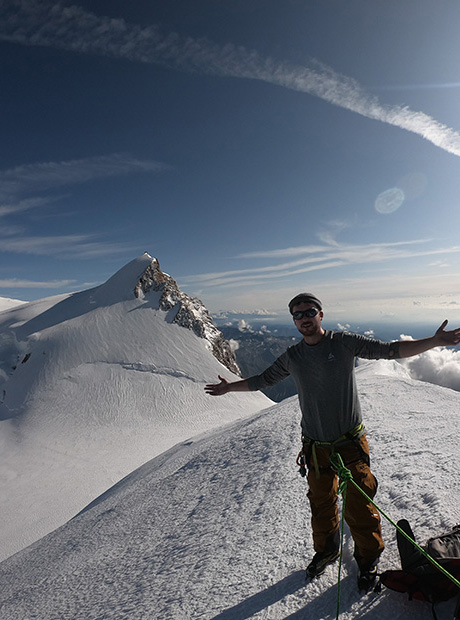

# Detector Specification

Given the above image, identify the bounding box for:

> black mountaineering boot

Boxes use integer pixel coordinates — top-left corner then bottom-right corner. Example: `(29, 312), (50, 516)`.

(357, 566), (378, 592)
(306, 549), (340, 579)
(354, 550), (379, 592)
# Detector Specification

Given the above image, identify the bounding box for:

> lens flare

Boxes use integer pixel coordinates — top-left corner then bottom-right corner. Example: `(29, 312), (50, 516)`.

(375, 187), (405, 214)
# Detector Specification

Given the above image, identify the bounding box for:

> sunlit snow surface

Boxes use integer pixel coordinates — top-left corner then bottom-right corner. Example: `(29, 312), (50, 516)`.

(0, 297), (26, 312)
(0, 255), (270, 560)
(1, 360), (459, 619)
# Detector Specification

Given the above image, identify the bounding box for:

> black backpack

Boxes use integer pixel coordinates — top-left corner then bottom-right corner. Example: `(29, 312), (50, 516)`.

(380, 519), (460, 619)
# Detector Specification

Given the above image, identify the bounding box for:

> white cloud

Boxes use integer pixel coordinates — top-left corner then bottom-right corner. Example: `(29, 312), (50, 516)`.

(0, 154), (164, 259)
(236, 238), (429, 260)
(0, 278), (75, 288)
(0, 196), (52, 218)
(181, 239), (460, 290)
(379, 311), (396, 318)
(2, 1), (460, 157)
(0, 154), (166, 203)
(237, 245), (330, 259)
(0, 234), (135, 258)
(317, 221), (351, 246)
(400, 347), (460, 392)
(0, 225), (24, 235)
(228, 339), (239, 352)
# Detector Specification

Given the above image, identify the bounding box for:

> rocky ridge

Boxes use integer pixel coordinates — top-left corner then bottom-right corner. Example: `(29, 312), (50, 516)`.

(134, 255), (240, 375)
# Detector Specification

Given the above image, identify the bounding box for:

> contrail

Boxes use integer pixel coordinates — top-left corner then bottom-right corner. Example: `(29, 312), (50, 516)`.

(375, 82), (460, 91)
(2, 0), (460, 157)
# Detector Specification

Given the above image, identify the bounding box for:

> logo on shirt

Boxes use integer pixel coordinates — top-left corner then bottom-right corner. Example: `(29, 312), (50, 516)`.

(327, 353), (335, 362)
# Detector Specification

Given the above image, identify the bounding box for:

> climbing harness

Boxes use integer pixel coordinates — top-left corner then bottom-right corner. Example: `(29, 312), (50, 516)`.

(299, 422), (366, 479)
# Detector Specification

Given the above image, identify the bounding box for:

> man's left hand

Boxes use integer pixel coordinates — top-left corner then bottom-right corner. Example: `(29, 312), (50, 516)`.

(435, 320), (460, 346)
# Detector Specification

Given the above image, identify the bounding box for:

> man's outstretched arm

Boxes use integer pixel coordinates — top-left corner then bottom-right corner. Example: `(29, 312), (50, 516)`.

(205, 375), (250, 396)
(399, 320), (460, 358)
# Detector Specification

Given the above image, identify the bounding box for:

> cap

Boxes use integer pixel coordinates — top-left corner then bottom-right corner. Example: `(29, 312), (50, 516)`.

(288, 293), (323, 314)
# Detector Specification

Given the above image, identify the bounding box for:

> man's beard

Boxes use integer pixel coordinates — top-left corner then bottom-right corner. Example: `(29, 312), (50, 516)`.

(298, 321), (319, 335)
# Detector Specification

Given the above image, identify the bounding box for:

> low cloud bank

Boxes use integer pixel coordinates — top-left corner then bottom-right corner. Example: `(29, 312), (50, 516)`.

(394, 335), (460, 391)
(399, 347), (460, 392)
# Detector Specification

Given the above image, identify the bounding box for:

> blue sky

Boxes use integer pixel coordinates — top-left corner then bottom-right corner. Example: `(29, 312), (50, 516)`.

(1, 0), (460, 326)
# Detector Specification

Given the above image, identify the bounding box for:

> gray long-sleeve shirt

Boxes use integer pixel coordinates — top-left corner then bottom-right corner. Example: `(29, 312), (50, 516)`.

(247, 330), (400, 442)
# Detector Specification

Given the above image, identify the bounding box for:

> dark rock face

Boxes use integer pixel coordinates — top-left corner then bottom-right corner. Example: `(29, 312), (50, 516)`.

(134, 258), (240, 376)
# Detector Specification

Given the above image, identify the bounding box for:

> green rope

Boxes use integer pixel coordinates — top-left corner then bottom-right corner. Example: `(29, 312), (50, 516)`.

(329, 452), (460, 600)
(334, 456), (353, 619)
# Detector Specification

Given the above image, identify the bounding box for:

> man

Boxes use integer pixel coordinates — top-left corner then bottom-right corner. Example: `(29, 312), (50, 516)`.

(205, 293), (460, 591)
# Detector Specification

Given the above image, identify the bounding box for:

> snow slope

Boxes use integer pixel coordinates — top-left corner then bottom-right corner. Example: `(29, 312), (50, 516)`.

(1, 360), (459, 620)
(0, 254), (271, 561)
(0, 297), (26, 312)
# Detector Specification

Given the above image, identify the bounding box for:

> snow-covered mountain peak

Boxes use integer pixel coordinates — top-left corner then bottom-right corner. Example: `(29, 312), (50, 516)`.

(0, 254), (268, 561)
(80, 252), (239, 374)
(133, 254), (240, 374)
(95, 252), (155, 302)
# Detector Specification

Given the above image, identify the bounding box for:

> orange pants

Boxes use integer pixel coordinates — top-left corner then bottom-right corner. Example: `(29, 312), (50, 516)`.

(303, 434), (384, 566)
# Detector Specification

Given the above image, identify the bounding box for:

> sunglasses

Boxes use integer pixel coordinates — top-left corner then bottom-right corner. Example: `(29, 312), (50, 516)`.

(292, 308), (320, 320)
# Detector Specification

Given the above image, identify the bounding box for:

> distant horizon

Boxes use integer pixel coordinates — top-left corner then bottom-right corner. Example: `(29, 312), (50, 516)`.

(216, 315), (447, 340)
(2, 283), (457, 341)
(4, 281), (458, 399)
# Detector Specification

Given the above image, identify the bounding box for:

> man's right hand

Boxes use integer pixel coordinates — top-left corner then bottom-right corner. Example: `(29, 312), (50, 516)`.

(205, 375), (230, 396)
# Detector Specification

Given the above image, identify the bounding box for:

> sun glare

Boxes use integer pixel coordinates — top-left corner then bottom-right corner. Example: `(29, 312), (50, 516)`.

(375, 188), (405, 214)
